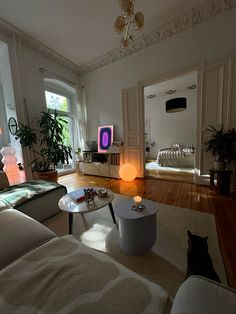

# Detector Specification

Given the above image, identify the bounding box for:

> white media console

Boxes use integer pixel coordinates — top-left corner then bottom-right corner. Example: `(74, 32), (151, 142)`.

(81, 145), (123, 179)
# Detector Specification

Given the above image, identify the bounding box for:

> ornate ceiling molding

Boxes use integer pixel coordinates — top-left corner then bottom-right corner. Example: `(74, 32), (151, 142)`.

(79, 0), (232, 75)
(0, 0), (232, 76)
(0, 18), (81, 74)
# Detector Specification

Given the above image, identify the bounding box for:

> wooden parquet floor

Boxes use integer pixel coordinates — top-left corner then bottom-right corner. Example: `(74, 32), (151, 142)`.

(146, 169), (194, 183)
(58, 172), (236, 289)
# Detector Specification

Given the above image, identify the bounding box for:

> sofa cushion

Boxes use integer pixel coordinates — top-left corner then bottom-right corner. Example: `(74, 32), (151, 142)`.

(0, 180), (65, 207)
(0, 235), (169, 314)
(0, 199), (12, 211)
(0, 180), (67, 221)
(171, 276), (236, 314)
(0, 209), (56, 270)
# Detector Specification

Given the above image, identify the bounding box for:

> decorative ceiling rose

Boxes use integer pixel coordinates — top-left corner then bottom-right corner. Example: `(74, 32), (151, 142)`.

(166, 97), (187, 113)
(114, 0), (144, 49)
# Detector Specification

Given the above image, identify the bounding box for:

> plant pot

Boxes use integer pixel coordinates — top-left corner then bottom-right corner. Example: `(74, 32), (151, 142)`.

(34, 170), (58, 182)
(214, 160), (226, 170)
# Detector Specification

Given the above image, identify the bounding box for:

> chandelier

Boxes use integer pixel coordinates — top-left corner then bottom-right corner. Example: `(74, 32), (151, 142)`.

(114, 0), (144, 49)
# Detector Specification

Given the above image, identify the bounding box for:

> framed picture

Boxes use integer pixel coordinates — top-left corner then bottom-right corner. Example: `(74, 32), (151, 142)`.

(98, 125), (114, 153)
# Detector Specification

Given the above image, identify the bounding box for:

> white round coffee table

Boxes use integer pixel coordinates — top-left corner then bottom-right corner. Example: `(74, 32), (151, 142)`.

(58, 187), (116, 234)
(114, 199), (158, 255)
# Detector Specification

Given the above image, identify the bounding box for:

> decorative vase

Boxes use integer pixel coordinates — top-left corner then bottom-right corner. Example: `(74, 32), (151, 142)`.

(214, 160), (226, 170)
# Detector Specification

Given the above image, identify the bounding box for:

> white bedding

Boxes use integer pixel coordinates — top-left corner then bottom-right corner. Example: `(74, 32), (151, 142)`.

(157, 145), (195, 168)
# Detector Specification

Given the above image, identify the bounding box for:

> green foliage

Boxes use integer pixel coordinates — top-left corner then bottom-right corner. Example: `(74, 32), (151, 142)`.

(15, 124), (37, 149)
(15, 109), (72, 172)
(203, 125), (236, 163)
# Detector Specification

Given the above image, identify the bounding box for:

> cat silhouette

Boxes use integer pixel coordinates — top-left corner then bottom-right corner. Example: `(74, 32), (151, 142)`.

(186, 230), (220, 282)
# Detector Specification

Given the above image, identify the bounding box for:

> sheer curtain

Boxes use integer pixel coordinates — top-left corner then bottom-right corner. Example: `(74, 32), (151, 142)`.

(74, 85), (88, 155)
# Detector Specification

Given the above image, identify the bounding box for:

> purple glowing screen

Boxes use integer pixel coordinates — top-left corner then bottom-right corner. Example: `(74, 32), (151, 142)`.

(98, 125), (114, 153)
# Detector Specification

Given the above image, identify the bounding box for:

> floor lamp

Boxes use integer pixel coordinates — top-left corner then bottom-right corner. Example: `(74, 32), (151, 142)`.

(0, 146), (19, 185)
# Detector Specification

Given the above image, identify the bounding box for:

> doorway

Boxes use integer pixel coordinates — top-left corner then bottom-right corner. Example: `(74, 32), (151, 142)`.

(144, 71), (197, 183)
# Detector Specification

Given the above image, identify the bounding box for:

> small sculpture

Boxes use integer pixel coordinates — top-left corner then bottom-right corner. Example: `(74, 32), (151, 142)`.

(84, 188), (95, 206)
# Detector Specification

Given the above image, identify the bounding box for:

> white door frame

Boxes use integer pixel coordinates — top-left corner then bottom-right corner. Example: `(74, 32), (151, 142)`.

(137, 62), (205, 184)
(138, 57), (233, 184)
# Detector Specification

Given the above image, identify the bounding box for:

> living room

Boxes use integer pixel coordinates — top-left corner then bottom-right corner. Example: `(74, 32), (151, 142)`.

(0, 0), (236, 313)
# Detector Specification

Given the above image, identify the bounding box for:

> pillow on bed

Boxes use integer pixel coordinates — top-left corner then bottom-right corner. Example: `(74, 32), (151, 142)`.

(183, 145), (195, 154)
(170, 144), (182, 150)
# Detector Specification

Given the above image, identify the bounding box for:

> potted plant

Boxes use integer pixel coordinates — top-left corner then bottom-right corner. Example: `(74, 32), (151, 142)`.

(15, 109), (72, 182)
(203, 125), (236, 170)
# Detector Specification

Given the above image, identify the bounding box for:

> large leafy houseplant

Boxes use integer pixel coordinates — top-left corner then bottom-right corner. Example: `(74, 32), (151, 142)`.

(15, 109), (72, 175)
(203, 125), (236, 169)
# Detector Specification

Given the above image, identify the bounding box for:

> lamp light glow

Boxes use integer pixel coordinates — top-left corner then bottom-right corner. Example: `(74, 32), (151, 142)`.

(119, 163), (137, 182)
(0, 146), (18, 185)
(133, 195), (142, 205)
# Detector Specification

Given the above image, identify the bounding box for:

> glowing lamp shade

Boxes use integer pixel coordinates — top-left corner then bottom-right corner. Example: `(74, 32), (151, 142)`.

(166, 97), (187, 113)
(0, 146), (19, 185)
(119, 163), (137, 182)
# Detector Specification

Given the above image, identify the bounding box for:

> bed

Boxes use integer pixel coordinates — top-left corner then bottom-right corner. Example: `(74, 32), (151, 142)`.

(156, 144), (195, 168)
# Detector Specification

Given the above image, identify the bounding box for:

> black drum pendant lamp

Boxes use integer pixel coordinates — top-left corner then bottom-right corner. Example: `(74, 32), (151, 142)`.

(166, 97), (187, 113)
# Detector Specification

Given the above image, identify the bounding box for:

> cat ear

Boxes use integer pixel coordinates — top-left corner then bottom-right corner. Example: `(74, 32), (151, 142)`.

(205, 236), (208, 241)
(187, 230), (192, 237)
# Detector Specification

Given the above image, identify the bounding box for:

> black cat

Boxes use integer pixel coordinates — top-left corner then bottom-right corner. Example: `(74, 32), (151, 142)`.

(186, 230), (220, 282)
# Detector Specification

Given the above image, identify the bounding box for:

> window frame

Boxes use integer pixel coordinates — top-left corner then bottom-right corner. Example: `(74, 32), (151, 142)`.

(44, 87), (76, 175)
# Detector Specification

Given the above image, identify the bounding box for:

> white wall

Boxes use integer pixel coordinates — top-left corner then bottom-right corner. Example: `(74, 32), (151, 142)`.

(0, 42), (22, 165)
(0, 84), (9, 147)
(0, 33), (80, 179)
(17, 46), (80, 121)
(145, 89), (196, 158)
(81, 8), (236, 141)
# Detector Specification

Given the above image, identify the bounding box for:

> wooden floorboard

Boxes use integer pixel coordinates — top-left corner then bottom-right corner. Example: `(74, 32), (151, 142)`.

(175, 183), (192, 209)
(58, 172), (236, 289)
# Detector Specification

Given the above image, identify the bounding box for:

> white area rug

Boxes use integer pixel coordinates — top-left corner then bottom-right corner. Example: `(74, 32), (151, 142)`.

(146, 162), (194, 173)
(44, 193), (226, 299)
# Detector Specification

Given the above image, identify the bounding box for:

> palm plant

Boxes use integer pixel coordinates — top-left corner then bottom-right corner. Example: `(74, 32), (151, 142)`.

(15, 109), (72, 172)
(203, 125), (236, 165)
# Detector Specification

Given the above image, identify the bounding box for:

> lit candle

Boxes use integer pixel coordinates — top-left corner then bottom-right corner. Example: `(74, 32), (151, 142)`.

(133, 195), (142, 206)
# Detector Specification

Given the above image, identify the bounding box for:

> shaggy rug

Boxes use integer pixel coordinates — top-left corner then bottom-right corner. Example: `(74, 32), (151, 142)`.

(44, 193), (226, 299)
(146, 162), (194, 174)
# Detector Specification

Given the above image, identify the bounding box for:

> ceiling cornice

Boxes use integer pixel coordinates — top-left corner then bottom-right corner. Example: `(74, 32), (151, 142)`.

(0, 0), (232, 76)
(79, 0), (232, 75)
(0, 17), (81, 75)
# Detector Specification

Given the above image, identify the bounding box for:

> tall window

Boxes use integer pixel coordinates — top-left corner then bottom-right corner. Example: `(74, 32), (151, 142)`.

(45, 90), (75, 173)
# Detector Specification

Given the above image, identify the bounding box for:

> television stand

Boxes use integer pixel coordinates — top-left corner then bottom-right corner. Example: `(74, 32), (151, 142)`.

(81, 147), (123, 179)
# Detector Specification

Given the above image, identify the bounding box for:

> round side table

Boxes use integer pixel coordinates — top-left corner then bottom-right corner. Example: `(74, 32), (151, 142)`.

(114, 199), (158, 255)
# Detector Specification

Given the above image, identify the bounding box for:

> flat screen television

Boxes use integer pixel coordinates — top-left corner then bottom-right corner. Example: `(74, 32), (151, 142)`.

(98, 125), (114, 153)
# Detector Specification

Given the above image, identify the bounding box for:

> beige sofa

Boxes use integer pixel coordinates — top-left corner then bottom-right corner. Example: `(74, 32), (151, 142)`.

(0, 171), (67, 221)
(0, 209), (235, 314)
